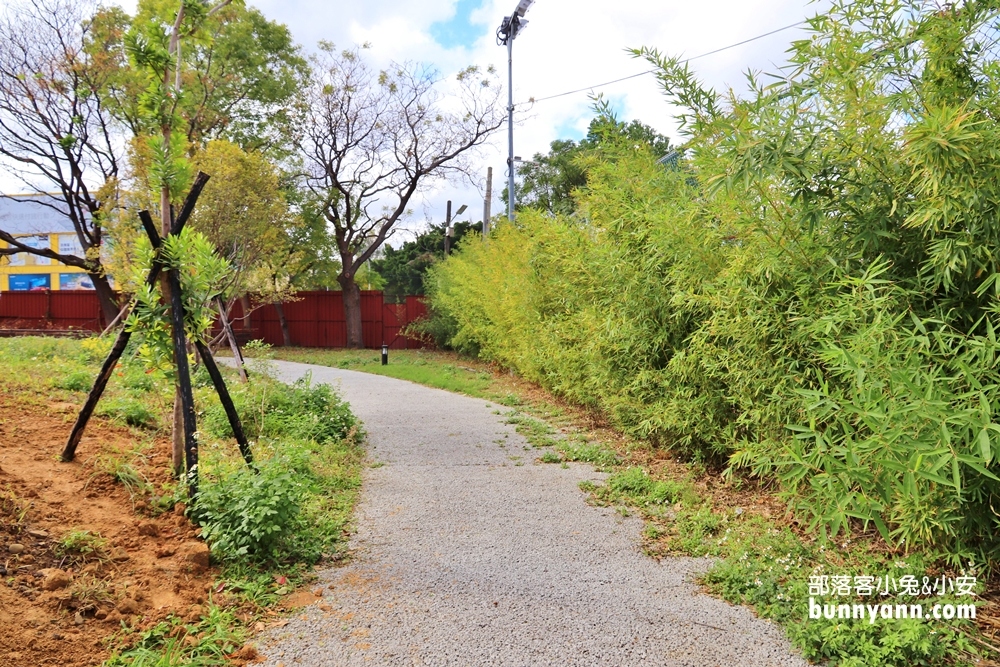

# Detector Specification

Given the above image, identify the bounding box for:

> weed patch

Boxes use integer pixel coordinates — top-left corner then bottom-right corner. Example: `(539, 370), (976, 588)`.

(581, 469), (983, 665)
(57, 529), (109, 566)
(104, 604), (246, 667)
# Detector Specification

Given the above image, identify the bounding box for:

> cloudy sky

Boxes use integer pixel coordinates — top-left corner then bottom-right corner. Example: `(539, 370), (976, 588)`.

(243, 0), (828, 237)
(89, 0), (830, 239)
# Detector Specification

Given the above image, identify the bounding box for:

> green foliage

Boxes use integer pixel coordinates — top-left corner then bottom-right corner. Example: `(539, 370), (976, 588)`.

(582, 465), (980, 665)
(57, 529), (108, 566)
(195, 430), (362, 565)
(202, 372), (359, 445)
(427, 0), (1000, 570)
(104, 604), (245, 667)
(195, 450), (306, 563)
(93, 0), (308, 154)
(96, 396), (157, 428)
(196, 368), (363, 564)
(511, 101), (671, 216)
(54, 369), (94, 392)
(268, 348), (494, 398)
(371, 221), (481, 299)
(606, 467), (682, 506)
(125, 227), (231, 375)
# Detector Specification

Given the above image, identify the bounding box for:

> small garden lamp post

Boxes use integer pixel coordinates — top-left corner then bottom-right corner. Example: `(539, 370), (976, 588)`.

(382, 342), (389, 365)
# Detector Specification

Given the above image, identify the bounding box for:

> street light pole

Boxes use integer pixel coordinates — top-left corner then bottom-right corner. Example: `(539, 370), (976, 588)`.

(444, 201), (467, 256)
(497, 0), (536, 223)
(506, 34), (514, 222)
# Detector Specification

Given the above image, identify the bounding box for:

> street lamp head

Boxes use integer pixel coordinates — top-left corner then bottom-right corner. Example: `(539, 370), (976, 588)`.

(515, 0), (535, 16)
(456, 204), (468, 216)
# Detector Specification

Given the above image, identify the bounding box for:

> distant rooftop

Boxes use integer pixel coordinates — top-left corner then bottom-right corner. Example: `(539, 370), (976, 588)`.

(0, 194), (77, 235)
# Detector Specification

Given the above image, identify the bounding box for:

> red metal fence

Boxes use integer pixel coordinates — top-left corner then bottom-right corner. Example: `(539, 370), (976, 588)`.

(0, 290), (431, 349)
(0, 290), (104, 332)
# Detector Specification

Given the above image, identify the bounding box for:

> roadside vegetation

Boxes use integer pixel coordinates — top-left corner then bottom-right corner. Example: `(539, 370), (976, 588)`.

(0, 336), (363, 666)
(283, 343), (995, 663)
(405, 0), (1000, 663)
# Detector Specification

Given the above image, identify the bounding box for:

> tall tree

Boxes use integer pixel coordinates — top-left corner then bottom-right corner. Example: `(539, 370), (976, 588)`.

(0, 0), (307, 323)
(296, 43), (505, 348)
(513, 105), (671, 216)
(189, 139), (295, 300)
(91, 0), (308, 155)
(0, 0), (122, 321)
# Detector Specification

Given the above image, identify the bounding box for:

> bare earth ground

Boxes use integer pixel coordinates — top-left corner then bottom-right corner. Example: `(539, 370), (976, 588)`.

(249, 360), (808, 667)
(0, 392), (215, 667)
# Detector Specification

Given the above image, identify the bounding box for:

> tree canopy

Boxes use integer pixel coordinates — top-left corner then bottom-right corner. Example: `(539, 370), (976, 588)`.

(513, 104), (671, 216)
(372, 221), (481, 299)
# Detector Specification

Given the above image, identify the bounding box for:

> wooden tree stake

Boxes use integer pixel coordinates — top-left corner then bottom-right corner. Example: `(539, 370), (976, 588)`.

(194, 339), (253, 467)
(61, 174), (210, 463)
(217, 297), (247, 382)
(166, 266), (200, 498)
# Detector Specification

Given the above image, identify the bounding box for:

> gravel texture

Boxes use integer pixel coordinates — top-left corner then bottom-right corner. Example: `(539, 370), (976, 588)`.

(252, 359), (807, 666)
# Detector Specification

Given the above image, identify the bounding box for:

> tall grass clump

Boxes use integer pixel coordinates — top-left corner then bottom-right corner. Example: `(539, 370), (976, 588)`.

(427, 0), (1000, 568)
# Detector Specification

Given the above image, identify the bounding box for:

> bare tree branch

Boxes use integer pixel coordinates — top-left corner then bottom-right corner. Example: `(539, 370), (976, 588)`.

(0, 0), (121, 319)
(295, 45), (504, 345)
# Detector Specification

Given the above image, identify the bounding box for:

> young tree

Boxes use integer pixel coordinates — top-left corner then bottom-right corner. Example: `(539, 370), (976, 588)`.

(296, 43), (505, 348)
(0, 0), (122, 321)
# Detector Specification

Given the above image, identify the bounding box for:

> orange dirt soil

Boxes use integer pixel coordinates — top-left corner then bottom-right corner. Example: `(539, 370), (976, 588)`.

(0, 392), (217, 667)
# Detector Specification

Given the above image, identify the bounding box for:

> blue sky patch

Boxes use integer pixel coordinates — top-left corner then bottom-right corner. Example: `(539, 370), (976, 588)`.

(554, 117), (587, 143)
(429, 0), (483, 50)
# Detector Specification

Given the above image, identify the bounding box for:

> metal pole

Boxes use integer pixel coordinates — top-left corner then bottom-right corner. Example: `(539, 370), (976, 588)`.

(483, 166), (493, 240)
(445, 200), (453, 255)
(507, 33), (515, 222)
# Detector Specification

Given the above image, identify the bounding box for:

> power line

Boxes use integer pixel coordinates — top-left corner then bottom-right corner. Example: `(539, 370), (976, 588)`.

(521, 19), (809, 106)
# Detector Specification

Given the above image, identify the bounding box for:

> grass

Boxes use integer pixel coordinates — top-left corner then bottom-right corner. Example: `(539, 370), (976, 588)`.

(268, 348), (495, 398)
(104, 605), (247, 667)
(57, 529), (109, 566)
(90, 445), (154, 506)
(0, 336), (174, 436)
(17, 336), (987, 665)
(579, 465), (985, 666)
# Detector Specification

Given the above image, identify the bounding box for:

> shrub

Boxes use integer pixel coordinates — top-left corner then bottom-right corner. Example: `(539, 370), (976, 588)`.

(96, 396), (156, 428)
(203, 372), (359, 445)
(195, 452), (306, 563)
(78, 336), (113, 363)
(427, 0), (1000, 567)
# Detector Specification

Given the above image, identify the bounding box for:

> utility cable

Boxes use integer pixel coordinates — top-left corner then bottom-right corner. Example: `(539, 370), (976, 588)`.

(520, 19), (809, 105)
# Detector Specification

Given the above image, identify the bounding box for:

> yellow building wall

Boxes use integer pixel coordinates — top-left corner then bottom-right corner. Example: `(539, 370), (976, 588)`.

(0, 233), (89, 291)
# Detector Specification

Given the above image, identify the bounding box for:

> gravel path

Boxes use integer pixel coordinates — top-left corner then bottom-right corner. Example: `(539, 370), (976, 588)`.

(252, 359), (807, 667)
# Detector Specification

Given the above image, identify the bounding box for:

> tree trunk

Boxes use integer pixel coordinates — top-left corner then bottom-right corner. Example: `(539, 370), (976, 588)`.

(240, 295), (252, 331)
(90, 271), (120, 326)
(274, 301), (292, 347)
(340, 274), (364, 348)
